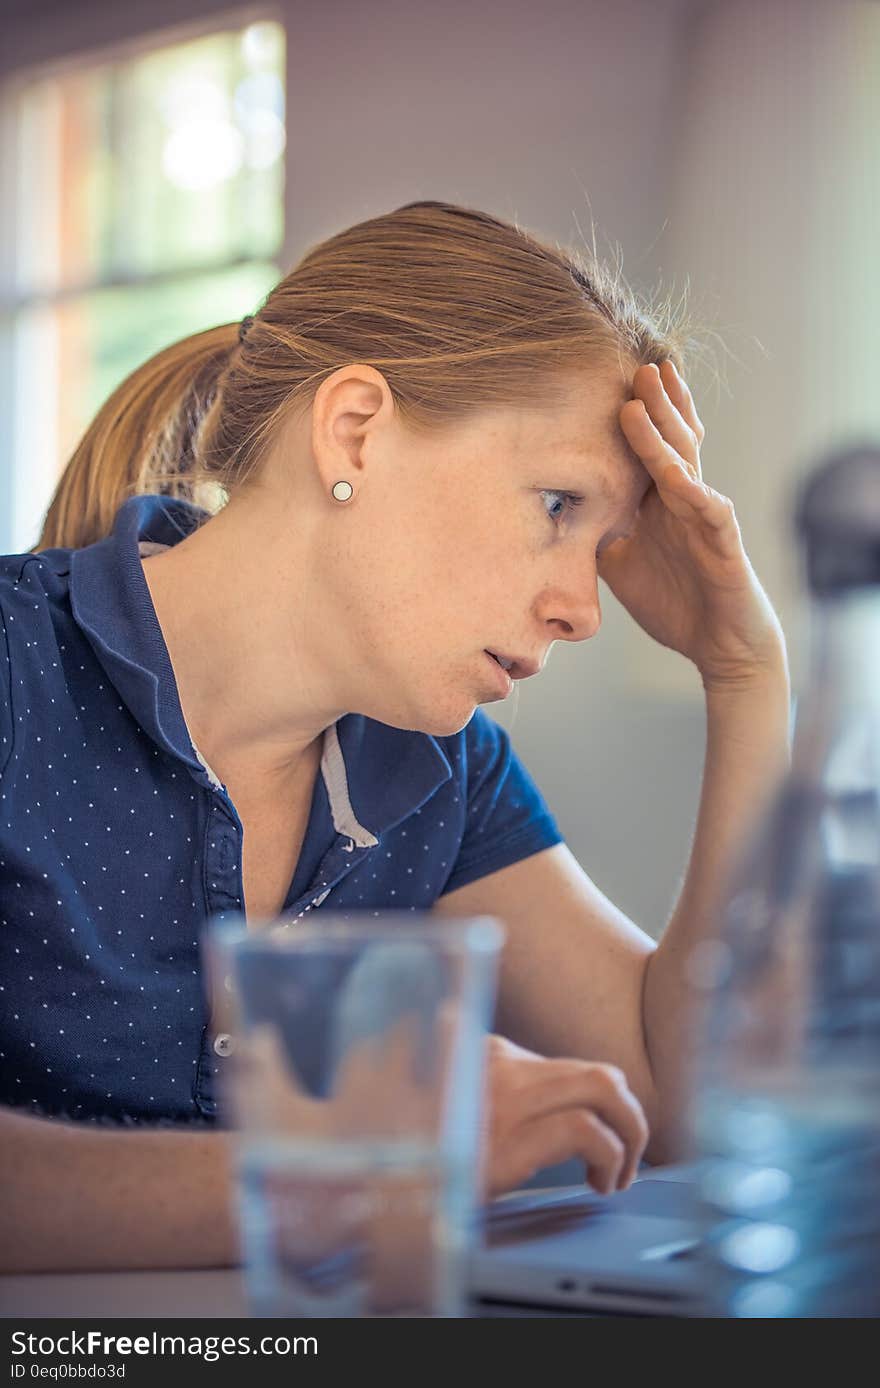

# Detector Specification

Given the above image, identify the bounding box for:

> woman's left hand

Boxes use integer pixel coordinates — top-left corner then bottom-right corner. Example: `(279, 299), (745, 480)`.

(597, 360), (786, 688)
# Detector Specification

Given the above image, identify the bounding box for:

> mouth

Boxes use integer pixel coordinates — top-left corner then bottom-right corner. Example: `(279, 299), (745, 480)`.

(485, 650), (514, 695)
(486, 650), (514, 672)
(484, 650), (542, 681)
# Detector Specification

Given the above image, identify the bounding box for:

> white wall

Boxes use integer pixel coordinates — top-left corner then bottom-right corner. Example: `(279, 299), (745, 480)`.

(2, 0), (875, 936)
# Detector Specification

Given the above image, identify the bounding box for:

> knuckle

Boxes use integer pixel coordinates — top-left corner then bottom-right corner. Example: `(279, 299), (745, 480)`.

(486, 1034), (530, 1071)
(595, 1062), (628, 1093)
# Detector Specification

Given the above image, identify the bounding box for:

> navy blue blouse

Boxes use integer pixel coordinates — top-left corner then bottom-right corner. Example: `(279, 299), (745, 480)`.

(0, 495), (564, 1127)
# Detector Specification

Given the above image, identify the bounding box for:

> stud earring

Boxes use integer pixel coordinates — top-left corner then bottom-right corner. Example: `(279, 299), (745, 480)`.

(331, 481), (354, 503)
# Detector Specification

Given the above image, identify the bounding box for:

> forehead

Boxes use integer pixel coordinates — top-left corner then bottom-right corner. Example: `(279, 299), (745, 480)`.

(511, 371), (651, 510)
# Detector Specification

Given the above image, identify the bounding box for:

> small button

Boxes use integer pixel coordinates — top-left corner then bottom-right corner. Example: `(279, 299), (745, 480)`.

(213, 1032), (234, 1057)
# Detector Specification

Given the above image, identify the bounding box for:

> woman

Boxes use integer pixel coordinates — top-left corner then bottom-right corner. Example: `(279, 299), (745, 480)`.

(0, 200), (790, 1272)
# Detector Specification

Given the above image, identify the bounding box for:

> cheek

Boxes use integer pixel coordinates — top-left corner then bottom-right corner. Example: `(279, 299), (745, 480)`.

(346, 491), (523, 651)
(405, 505), (491, 599)
(339, 526), (455, 656)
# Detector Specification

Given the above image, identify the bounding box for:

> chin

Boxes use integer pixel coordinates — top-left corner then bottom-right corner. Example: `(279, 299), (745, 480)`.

(383, 689), (478, 739)
(407, 709), (477, 739)
(426, 710), (477, 737)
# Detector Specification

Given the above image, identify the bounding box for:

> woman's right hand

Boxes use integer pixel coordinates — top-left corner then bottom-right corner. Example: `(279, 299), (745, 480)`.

(479, 1034), (650, 1200)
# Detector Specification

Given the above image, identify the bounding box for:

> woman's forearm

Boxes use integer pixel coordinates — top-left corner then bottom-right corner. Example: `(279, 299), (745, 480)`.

(0, 1106), (242, 1273)
(641, 648), (792, 1161)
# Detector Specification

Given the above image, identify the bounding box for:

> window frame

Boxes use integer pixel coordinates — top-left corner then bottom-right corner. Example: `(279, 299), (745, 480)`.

(0, 1), (289, 553)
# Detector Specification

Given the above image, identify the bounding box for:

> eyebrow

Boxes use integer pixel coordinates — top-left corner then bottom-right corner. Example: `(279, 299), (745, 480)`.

(589, 472), (640, 536)
(575, 451), (637, 497)
(588, 471), (619, 505)
(560, 446), (649, 543)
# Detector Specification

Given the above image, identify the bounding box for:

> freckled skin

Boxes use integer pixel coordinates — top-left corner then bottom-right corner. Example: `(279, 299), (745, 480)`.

(141, 363), (651, 782)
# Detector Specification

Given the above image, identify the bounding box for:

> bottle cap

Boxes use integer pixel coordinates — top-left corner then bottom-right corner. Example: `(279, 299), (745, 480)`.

(795, 443), (880, 594)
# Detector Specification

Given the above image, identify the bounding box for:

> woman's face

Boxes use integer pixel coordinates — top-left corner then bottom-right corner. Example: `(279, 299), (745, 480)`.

(295, 364), (654, 737)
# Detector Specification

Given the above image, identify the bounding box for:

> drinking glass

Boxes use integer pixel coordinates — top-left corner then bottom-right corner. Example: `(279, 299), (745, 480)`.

(201, 911), (504, 1317)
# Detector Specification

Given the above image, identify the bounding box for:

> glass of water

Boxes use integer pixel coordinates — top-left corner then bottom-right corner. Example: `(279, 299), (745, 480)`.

(201, 911), (504, 1317)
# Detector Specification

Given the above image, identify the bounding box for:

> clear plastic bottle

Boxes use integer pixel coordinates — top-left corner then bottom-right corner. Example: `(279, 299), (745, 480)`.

(688, 444), (880, 1318)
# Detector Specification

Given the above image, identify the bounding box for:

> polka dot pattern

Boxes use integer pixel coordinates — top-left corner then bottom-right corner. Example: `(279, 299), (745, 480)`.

(0, 496), (563, 1128)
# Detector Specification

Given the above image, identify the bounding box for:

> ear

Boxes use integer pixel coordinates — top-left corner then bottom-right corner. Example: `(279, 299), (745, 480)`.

(310, 365), (396, 492)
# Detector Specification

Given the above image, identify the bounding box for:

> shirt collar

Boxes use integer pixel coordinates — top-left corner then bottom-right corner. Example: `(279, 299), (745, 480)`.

(68, 494), (452, 840)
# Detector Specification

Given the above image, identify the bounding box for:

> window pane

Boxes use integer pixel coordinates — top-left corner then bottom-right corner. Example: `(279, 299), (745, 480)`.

(7, 259), (281, 552)
(14, 19), (285, 297)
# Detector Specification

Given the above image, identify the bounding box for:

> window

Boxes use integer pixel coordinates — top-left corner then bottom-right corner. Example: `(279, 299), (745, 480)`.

(0, 16), (286, 552)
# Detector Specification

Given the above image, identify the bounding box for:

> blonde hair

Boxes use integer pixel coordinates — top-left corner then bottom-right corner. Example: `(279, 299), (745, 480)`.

(35, 200), (702, 551)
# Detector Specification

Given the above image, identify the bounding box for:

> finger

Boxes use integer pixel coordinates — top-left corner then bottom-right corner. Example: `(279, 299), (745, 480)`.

(660, 359), (706, 452)
(631, 363), (701, 474)
(619, 399), (696, 512)
(510, 1108), (626, 1197)
(618, 401), (730, 532)
(567, 1110), (626, 1195)
(502, 1060), (649, 1187)
(580, 1115), (627, 1195)
(655, 463), (744, 549)
(641, 360), (705, 479)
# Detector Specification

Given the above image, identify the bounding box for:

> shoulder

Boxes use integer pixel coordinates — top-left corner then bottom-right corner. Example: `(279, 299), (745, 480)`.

(0, 547), (75, 632)
(0, 548), (73, 617)
(0, 549), (76, 783)
(0, 557), (31, 782)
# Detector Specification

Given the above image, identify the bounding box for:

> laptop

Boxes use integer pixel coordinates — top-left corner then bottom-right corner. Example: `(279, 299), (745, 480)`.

(468, 1163), (706, 1315)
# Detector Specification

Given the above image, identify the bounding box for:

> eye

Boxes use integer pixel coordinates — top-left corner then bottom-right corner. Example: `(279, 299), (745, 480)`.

(541, 490), (585, 525)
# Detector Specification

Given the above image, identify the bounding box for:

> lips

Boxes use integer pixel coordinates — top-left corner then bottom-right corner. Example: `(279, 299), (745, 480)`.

(485, 650), (542, 680)
(487, 651), (514, 672)
(485, 651), (513, 696)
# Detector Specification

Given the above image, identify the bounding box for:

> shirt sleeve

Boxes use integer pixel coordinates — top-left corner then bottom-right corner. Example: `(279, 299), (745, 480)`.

(440, 708), (564, 895)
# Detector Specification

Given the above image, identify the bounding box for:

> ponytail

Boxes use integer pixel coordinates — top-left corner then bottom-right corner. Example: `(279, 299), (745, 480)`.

(35, 324), (239, 551)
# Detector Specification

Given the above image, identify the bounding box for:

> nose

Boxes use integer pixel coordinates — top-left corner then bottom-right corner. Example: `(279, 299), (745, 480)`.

(536, 568), (602, 644)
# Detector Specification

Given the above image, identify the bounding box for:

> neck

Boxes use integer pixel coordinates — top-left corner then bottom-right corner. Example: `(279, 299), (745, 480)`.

(139, 491), (343, 787)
